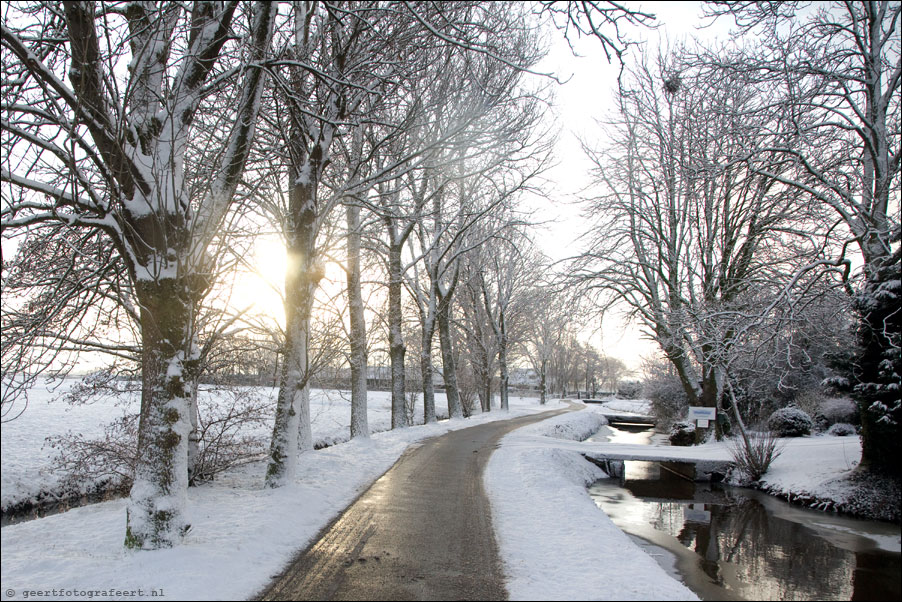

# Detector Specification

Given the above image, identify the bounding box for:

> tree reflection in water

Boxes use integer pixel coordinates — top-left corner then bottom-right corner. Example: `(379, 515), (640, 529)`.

(590, 463), (900, 601)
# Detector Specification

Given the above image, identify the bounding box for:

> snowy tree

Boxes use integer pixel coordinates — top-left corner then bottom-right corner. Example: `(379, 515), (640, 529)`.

(521, 284), (571, 405)
(259, 1), (544, 479)
(462, 226), (542, 411)
(538, 1), (655, 63)
(574, 47), (831, 438)
(258, 1), (432, 483)
(703, 1), (901, 473)
(1, 2), (275, 548)
(457, 260), (500, 412)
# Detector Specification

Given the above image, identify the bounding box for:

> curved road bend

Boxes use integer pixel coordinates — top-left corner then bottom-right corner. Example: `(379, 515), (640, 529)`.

(259, 405), (576, 601)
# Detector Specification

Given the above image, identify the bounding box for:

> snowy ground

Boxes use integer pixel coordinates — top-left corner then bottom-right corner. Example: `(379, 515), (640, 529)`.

(1, 391), (885, 602)
(0, 388), (546, 601)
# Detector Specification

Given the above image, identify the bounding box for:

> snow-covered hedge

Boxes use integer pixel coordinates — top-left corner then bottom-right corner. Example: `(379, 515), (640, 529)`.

(767, 406), (814, 437)
(816, 397), (858, 427)
(825, 422), (856, 437)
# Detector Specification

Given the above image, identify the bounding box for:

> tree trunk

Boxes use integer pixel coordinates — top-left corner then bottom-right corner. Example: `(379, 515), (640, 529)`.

(184, 341), (202, 485)
(266, 179), (320, 487)
(540, 358), (547, 405)
(126, 278), (194, 549)
(346, 203), (369, 438)
(297, 380), (313, 452)
(498, 311), (509, 411)
(388, 240), (408, 428)
(421, 322), (437, 424)
(265, 298), (309, 487)
(437, 301), (463, 419)
(475, 335), (491, 412)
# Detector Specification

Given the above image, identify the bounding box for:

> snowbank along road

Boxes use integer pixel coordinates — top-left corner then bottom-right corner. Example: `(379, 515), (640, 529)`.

(259, 405), (575, 601)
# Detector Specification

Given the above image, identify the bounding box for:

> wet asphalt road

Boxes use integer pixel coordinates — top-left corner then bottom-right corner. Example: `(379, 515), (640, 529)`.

(258, 406), (574, 601)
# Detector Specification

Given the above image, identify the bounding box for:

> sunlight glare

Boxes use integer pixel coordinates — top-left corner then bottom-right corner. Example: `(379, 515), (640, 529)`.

(230, 235), (287, 326)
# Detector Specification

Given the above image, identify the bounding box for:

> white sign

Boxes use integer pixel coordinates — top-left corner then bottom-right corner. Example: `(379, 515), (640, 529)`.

(698, 419), (710, 428)
(688, 406), (717, 421)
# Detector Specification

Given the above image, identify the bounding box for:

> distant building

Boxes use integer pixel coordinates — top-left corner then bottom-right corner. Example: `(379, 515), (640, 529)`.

(508, 368), (539, 389)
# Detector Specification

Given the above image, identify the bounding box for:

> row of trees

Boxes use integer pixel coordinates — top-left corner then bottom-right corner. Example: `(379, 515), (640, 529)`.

(575, 2), (899, 473)
(1, 1), (639, 549)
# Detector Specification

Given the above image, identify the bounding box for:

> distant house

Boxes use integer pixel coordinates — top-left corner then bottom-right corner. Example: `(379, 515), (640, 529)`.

(508, 368), (539, 389)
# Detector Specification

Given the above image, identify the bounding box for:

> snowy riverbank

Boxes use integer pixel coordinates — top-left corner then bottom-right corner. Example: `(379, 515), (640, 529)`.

(485, 399), (899, 600)
(485, 402), (698, 601)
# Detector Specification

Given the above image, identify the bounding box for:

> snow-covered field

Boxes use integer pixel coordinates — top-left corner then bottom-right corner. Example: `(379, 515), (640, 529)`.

(2, 381), (132, 512)
(0, 384), (547, 601)
(1, 379), (448, 512)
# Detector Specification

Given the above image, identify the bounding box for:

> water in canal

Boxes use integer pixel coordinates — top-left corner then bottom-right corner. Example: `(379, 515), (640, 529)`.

(588, 424), (902, 601)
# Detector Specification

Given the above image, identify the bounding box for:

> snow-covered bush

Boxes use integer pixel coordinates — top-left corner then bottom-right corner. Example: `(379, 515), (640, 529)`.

(616, 380), (641, 399)
(669, 421), (696, 446)
(767, 406), (814, 437)
(818, 397), (858, 425)
(826, 422), (857, 437)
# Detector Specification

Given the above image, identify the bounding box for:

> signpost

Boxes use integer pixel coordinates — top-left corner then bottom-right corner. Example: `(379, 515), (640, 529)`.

(688, 406), (717, 429)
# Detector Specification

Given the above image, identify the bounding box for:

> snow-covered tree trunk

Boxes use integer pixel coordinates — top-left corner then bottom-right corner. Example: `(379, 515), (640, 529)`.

(420, 320), (437, 424)
(297, 380), (313, 452)
(266, 177), (322, 486)
(184, 341), (202, 484)
(268, 290), (317, 479)
(346, 203), (369, 438)
(387, 237), (408, 429)
(437, 299), (463, 419)
(127, 272), (199, 549)
(265, 318), (304, 487)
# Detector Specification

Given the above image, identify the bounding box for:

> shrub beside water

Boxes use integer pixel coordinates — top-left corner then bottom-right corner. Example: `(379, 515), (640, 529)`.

(669, 421), (696, 446)
(730, 431), (784, 482)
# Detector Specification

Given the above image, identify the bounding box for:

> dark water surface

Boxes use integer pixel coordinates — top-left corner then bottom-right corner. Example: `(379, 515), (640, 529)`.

(588, 425), (902, 601)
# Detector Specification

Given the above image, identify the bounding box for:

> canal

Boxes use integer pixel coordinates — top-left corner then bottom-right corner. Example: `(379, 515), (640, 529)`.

(587, 423), (902, 601)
